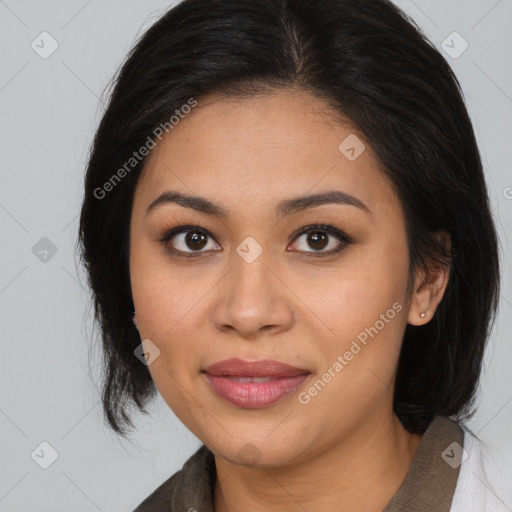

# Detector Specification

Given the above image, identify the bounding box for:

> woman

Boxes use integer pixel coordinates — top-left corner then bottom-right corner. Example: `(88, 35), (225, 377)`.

(78, 0), (509, 510)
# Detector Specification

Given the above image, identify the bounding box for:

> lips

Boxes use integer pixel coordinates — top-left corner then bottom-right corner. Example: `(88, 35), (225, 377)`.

(202, 358), (311, 408)
(203, 358), (309, 378)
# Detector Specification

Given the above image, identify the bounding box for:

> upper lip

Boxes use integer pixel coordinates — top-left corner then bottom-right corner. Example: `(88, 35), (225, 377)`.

(203, 358), (310, 378)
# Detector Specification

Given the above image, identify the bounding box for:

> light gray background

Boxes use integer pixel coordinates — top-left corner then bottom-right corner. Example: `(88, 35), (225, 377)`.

(1, 1), (511, 510)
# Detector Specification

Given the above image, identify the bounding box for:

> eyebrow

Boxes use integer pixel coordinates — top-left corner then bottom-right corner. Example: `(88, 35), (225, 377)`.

(146, 189), (371, 218)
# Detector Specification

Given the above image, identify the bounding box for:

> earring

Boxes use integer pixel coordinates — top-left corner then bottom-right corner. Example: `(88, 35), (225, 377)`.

(420, 312), (426, 318)
(132, 311), (138, 329)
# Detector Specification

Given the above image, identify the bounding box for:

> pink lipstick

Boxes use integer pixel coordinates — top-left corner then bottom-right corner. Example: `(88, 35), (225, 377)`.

(202, 358), (311, 408)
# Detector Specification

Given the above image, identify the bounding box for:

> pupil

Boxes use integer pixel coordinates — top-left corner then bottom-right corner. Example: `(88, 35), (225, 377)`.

(186, 231), (207, 250)
(308, 231), (327, 250)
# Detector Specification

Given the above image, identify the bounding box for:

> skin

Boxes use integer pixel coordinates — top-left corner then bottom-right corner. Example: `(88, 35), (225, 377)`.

(129, 88), (451, 511)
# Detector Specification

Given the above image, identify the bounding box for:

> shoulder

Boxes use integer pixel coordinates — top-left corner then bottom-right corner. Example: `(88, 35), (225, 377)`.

(451, 425), (512, 512)
(131, 444), (216, 512)
(131, 470), (180, 512)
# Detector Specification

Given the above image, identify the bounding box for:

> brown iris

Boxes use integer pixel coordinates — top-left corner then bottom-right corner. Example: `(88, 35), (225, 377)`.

(307, 230), (328, 251)
(185, 231), (208, 251)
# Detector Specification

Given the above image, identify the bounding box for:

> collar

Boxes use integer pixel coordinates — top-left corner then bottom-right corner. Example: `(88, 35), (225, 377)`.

(133, 415), (463, 511)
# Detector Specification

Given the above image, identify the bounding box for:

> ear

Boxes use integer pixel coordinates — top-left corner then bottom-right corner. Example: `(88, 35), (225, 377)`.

(407, 231), (451, 326)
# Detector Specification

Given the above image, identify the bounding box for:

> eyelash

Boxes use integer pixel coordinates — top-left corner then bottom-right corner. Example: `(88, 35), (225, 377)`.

(157, 222), (354, 259)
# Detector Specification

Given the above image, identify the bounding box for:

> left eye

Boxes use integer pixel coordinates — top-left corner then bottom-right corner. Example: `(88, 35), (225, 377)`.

(160, 224), (353, 257)
(290, 225), (350, 255)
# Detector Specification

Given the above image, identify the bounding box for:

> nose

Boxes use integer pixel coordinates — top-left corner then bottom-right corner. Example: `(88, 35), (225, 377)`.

(212, 249), (294, 340)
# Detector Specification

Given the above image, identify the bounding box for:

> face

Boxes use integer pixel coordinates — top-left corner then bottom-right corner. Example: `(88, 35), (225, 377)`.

(129, 88), (420, 467)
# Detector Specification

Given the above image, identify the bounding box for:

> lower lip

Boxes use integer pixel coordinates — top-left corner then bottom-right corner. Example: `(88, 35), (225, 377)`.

(203, 373), (310, 408)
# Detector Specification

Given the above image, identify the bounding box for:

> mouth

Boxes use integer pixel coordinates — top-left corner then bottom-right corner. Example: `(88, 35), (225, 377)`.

(202, 358), (311, 408)
(219, 376), (283, 383)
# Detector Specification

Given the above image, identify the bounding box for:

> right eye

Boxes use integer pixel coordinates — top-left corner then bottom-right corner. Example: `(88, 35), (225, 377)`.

(159, 225), (221, 257)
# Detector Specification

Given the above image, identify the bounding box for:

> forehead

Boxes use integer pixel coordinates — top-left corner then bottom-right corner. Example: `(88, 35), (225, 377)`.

(135, 89), (402, 222)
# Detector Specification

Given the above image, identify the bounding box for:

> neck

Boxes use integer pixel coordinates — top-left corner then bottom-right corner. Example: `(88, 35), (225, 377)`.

(213, 410), (423, 512)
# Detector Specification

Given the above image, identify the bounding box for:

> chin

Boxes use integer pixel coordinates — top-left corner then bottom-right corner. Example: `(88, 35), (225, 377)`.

(205, 429), (313, 470)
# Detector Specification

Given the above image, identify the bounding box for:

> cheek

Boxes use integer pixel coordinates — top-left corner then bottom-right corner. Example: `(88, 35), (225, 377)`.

(134, 277), (217, 356)
(301, 303), (407, 426)
(298, 243), (409, 393)
(130, 238), (207, 337)
(287, 245), (407, 333)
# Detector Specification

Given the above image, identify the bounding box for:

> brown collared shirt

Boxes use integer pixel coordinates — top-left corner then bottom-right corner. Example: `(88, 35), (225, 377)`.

(132, 415), (463, 511)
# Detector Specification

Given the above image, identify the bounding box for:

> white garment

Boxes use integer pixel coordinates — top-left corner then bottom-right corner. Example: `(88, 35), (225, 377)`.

(450, 427), (512, 511)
